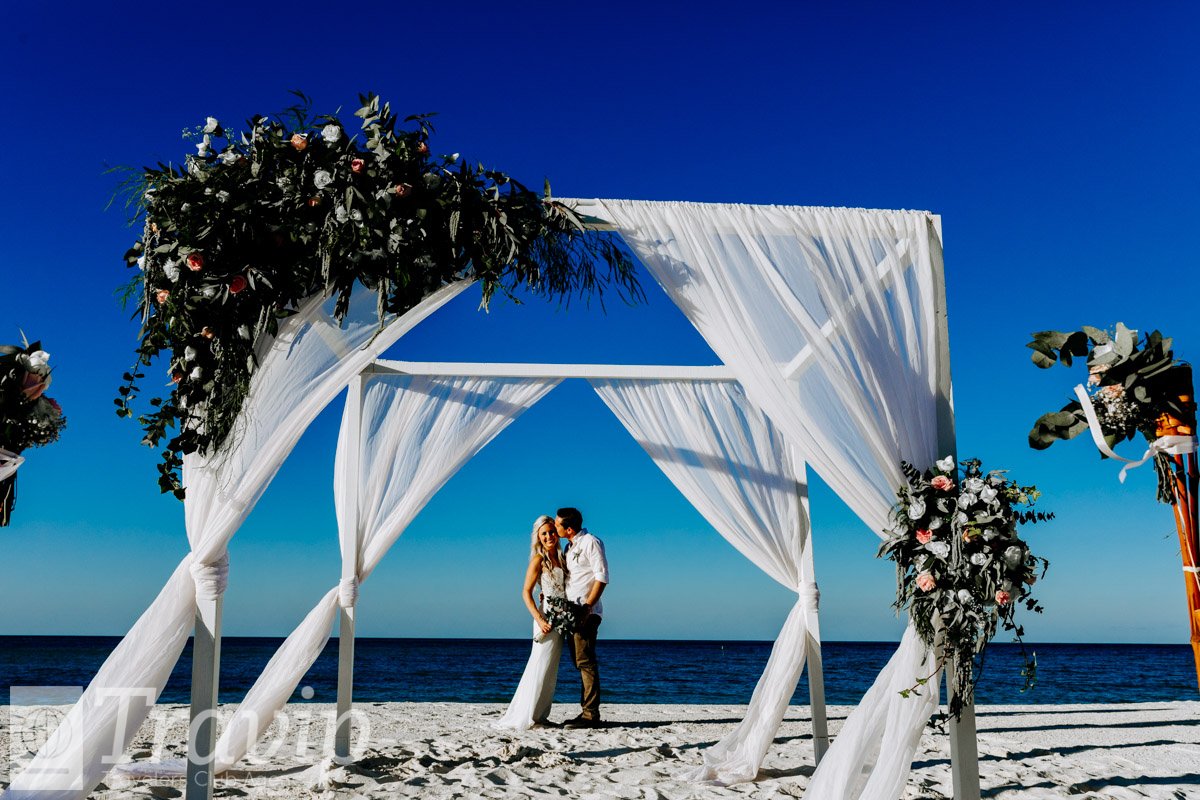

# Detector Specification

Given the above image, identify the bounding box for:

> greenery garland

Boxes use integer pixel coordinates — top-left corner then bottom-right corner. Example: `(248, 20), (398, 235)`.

(114, 93), (641, 498)
(879, 456), (1051, 720)
(0, 337), (67, 526)
(1027, 323), (1195, 503)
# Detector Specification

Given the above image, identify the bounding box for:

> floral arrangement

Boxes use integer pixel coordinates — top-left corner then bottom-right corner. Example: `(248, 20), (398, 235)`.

(1027, 324), (1195, 503)
(0, 338), (67, 526)
(879, 456), (1051, 719)
(115, 92), (641, 498)
(542, 595), (587, 639)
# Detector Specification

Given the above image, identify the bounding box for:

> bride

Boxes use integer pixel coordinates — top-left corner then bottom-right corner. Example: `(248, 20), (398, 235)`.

(494, 514), (567, 729)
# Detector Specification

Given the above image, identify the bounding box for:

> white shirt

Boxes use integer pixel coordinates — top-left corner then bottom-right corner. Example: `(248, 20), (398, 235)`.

(565, 530), (609, 617)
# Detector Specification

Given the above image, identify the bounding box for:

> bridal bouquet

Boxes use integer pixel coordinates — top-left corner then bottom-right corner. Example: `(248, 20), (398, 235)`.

(542, 595), (587, 639)
(115, 92), (639, 498)
(879, 456), (1051, 718)
(0, 338), (67, 526)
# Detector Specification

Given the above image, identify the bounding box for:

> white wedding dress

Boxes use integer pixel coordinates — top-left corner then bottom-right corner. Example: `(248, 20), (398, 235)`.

(493, 564), (565, 730)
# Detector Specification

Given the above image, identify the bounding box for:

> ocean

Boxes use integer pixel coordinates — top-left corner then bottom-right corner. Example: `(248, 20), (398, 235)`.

(0, 637), (1195, 706)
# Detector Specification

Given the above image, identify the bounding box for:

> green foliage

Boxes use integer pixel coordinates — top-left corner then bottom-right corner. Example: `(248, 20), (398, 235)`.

(1026, 324), (1195, 503)
(116, 93), (643, 497)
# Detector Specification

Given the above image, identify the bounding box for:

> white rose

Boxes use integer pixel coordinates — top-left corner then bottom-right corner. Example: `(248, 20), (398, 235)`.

(965, 478), (985, 493)
(936, 455), (955, 472)
(334, 205), (349, 223)
(313, 170), (334, 190)
(184, 346), (197, 362)
(925, 541), (950, 559)
(196, 135), (212, 157)
(203, 116), (220, 134)
(322, 124), (342, 143)
(237, 325), (252, 340)
(956, 589), (973, 604)
(955, 511), (969, 525)
(189, 366), (202, 380)
(26, 350), (50, 373)
(957, 492), (977, 509)
(220, 150), (240, 165)
(982, 527), (999, 540)
(350, 209), (363, 222)
(929, 517), (943, 530)
(201, 285), (218, 299)
(980, 486), (998, 503)
(908, 499), (926, 520)
(164, 261), (181, 282)
(970, 552), (989, 566)
(216, 190), (230, 203)
(136, 255), (146, 271)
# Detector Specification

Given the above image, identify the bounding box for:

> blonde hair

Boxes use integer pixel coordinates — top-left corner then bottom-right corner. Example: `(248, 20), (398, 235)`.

(530, 514), (563, 575)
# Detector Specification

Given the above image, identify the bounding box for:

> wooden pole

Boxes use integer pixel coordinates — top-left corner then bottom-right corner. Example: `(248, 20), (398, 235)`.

(186, 595), (223, 800)
(335, 374), (364, 760)
(928, 215), (981, 800)
(1169, 451), (1200, 690)
(797, 462), (830, 764)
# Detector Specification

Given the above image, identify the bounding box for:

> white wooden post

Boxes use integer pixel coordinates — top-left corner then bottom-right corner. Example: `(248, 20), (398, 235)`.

(796, 463), (829, 764)
(186, 595), (222, 800)
(929, 215), (981, 800)
(335, 374), (364, 761)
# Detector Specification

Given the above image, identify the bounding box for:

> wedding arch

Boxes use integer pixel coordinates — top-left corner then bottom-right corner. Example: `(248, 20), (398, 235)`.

(3, 201), (980, 800)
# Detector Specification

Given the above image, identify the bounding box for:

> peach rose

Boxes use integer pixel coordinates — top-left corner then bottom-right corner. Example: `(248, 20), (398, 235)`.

(186, 253), (204, 271)
(915, 529), (933, 544)
(995, 590), (1011, 606)
(229, 275), (248, 295)
(915, 572), (936, 592)
(394, 183), (412, 197)
(21, 372), (48, 401)
(156, 289), (170, 305)
(290, 133), (308, 151)
(307, 196), (321, 207)
(962, 527), (980, 542)
(416, 141), (429, 155)
(350, 158), (365, 174)
(931, 475), (955, 491)
(200, 326), (215, 339)
(171, 369), (184, 384)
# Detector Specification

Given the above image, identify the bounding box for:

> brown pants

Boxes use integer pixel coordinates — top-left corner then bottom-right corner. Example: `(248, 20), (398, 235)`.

(570, 614), (602, 719)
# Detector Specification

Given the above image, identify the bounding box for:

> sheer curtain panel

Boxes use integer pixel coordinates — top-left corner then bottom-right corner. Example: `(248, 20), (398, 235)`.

(6, 281), (469, 799)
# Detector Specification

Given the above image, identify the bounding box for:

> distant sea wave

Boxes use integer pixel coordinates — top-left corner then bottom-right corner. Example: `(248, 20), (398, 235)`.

(0, 637), (1194, 705)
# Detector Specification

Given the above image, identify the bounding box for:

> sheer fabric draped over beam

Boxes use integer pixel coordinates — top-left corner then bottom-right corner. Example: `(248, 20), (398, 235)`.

(588, 200), (947, 797)
(205, 374), (559, 772)
(7, 281), (470, 799)
(593, 379), (817, 785)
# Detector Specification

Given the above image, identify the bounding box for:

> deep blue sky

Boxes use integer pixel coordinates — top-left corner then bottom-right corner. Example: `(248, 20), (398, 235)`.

(0, 2), (1197, 644)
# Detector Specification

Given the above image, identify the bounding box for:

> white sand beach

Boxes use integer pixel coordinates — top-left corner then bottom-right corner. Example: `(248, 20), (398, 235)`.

(5, 701), (1198, 799)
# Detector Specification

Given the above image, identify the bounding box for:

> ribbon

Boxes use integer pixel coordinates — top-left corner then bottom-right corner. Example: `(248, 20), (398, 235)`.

(0, 448), (24, 482)
(1072, 385), (1198, 482)
(798, 580), (820, 611)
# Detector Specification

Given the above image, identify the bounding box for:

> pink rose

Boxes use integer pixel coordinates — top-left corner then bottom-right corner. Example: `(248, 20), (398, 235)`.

(156, 289), (170, 305)
(171, 369), (184, 384)
(915, 529), (933, 544)
(21, 372), (48, 401)
(915, 572), (936, 592)
(394, 183), (412, 197)
(962, 527), (980, 542)
(229, 275), (248, 295)
(350, 158), (365, 174)
(186, 253), (204, 271)
(416, 141), (429, 155)
(931, 475), (955, 491)
(995, 590), (1011, 606)
(290, 133), (308, 151)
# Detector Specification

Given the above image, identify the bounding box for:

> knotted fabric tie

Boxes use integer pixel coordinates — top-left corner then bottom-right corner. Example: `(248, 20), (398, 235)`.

(190, 552), (230, 600)
(1073, 385), (1198, 481)
(338, 577), (360, 609)
(798, 580), (820, 611)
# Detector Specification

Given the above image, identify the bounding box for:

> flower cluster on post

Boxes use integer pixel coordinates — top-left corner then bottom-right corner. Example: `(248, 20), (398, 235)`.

(1028, 323), (1196, 503)
(0, 338), (67, 526)
(115, 92), (641, 498)
(879, 456), (1051, 719)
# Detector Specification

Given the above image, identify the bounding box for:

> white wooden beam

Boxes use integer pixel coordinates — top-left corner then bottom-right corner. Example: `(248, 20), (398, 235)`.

(335, 375), (363, 761)
(186, 597), (222, 800)
(367, 360), (737, 382)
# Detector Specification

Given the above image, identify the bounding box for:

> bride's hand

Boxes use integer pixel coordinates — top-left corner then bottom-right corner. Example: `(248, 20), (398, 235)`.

(535, 615), (552, 634)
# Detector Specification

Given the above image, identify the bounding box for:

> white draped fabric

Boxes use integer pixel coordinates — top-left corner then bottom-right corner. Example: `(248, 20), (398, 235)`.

(592, 378), (814, 785)
(6, 281), (469, 799)
(590, 200), (946, 795)
(0, 447), (23, 482)
(204, 374), (558, 771)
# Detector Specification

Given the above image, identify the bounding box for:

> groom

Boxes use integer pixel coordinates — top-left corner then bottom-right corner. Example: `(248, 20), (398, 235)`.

(556, 507), (608, 728)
